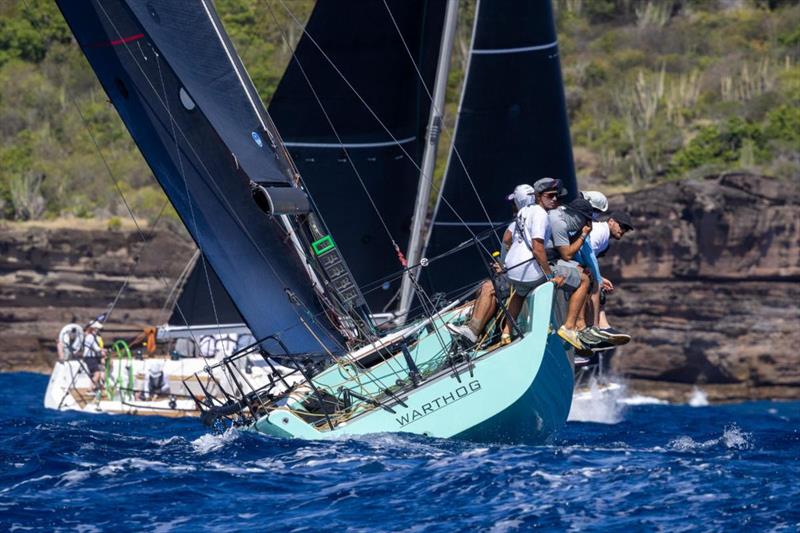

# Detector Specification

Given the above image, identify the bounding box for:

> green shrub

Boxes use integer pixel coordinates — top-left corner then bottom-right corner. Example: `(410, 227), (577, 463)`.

(107, 216), (122, 231)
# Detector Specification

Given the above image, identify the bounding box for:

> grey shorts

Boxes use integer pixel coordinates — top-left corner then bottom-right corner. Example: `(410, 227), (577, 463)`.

(509, 276), (547, 297)
(552, 260), (582, 291)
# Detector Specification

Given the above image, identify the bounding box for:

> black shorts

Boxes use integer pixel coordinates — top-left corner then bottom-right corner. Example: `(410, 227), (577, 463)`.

(84, 357), (101, 374)
(493, 274), (511, 301)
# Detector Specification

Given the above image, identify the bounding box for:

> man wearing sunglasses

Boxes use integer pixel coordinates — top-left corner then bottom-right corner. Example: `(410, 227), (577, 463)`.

(501, 177), (585, 345)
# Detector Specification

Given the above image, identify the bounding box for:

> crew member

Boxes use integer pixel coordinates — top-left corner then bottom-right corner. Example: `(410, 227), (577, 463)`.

(587, 211), (635, 343)
(501, 178), (581, 344)
(141, 361), (171, 400)
(82, 321), (107, 391)
(447, 184), (535, 344)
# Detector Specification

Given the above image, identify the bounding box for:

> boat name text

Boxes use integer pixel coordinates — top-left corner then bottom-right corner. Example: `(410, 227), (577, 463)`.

(395, 380), (481, 427)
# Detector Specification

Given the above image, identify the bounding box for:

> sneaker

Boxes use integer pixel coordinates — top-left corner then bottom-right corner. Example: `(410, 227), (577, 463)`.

(446, 323), (478, 344)
(557, 325), (586, 350)
(578, 327), (604, 346)
(589, 339), (617, 352)
(597, 327), (631, 345)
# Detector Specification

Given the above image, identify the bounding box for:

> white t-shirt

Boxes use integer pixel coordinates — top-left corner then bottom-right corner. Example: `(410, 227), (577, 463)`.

(504, 204), (549, 282)
(590, 221), (610, 256)
(83, 333), (103, 359)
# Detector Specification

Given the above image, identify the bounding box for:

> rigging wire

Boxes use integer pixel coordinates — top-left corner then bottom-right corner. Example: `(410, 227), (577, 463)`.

(154, 49), (223, 339)
(380, 0), (500, 247)
(270, 0), (500, 266)
(92, 1), (346, 354)
(262, 0), (451, 355)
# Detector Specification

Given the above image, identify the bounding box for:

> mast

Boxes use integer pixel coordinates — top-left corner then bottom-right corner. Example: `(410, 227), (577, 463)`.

(395, 0), (460, 324)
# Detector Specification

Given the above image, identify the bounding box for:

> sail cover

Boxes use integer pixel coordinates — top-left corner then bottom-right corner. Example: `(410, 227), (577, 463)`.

(422, 0), (577, 298)
(269, 0), (446, 312)
(55, 0), (341, 355)
(167, 257), (244, 327)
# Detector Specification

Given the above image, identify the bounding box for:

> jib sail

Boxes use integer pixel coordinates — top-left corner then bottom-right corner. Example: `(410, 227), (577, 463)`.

(269, 0), (447, 311)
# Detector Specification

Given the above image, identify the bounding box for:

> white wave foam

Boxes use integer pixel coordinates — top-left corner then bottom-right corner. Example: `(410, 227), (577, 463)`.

(191, 427), (239, 455)
(569, 379), (627, 424)
(618, 394), (668, 406)
(153, 436), (184, 447)
(688, 387), (709, 407)
(668, 424), (753, 451)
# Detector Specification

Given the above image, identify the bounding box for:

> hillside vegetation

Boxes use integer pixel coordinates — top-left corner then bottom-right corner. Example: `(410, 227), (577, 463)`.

(0, 0), (797, 224)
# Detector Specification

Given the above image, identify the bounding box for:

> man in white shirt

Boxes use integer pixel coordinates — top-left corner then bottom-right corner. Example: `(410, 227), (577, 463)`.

(447, 184), (534, 344)
(501, 178), (584, 344)
(82, 321), (107, 391)
(586, 211), (635, 343)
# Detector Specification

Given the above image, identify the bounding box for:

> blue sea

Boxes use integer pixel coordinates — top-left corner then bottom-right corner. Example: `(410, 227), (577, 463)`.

(1, 373), (798, 532)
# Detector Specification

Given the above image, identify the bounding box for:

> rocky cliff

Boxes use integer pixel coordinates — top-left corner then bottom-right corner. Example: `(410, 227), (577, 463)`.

(0, 222), (194, 372)
(1, 174), (798, 402)
(603, 173), (800, 401)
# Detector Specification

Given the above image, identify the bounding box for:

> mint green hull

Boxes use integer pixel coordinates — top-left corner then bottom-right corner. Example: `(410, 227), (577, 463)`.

(250, 282), (573, 445)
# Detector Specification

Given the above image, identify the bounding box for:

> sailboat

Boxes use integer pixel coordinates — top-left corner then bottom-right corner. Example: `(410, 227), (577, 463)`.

(43, 251), (304, 416)
(54, 0), (577, 444)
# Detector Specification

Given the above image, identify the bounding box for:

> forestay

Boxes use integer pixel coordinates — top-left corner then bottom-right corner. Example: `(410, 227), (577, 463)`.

(423, 0), (577, 298)
(55, 0), (341, 355)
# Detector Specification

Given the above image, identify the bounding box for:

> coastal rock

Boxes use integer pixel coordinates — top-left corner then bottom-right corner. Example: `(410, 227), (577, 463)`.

(0, 223), (194, 372)
(604, 173), (800, 401)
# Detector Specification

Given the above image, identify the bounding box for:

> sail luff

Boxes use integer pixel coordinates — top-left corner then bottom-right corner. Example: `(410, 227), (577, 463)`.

(396, 0), (460, 324)
(55, 0), (343, 355)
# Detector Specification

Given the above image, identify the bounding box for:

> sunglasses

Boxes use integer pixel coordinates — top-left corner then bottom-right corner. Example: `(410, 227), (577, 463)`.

(542, 191), (560, 199)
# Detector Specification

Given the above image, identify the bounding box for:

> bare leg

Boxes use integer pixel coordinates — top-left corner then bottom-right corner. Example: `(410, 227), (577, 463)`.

(467, 281), (498, 336)
(501, 293), (525, 338)
(589, 286), (602, 326)
(564, 272), (590, 330)
(598, 309), (611, 329)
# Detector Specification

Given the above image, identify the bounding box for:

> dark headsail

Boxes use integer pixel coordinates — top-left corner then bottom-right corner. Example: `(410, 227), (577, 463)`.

(56, 0), (340, 355)
(167, 257), (244, 328)
(269, 0), (447, 311)
(423, 0), (577, 297)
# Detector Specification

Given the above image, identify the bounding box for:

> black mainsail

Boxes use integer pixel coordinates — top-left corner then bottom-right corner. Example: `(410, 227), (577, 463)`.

(423, 0), (577, 298)
(55, 0), (340, 355)
(269, 0), (447, 311)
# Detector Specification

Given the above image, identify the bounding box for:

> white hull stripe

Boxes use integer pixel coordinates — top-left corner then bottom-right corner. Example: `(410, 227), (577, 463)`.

(284, 136), (417, 149)
(472, 40), (558, 55)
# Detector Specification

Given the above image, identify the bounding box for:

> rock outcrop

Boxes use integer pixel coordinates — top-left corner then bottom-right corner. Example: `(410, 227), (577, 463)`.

(603, 173), (800, 401)
(0, 223), (194, 372)
(0, 173), (797, 403)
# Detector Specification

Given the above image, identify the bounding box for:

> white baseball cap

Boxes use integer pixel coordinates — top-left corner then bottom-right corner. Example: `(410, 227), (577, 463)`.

(506, 184), (535, 209)
(581, 190), (609, 212)
(88, 321), (104, 330)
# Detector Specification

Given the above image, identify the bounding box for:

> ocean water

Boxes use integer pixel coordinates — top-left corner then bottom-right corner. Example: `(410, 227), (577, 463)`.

(1, 373), (798, 532)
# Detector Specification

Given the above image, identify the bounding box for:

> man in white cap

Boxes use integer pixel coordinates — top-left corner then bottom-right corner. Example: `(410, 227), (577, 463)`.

(581, 190), (609, 218)
(141, 360), (171, 401)
(447, 184), (534, 344)
(82, 320), (107, 391)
